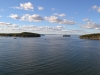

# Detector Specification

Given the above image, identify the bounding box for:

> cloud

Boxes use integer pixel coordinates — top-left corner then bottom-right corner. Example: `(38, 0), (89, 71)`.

(0, 22), (67, 32)
(9, 14), (44, 22)
(21, 14), (44, 22)
(62, 29), (86, 33)
(38, 6), (44, 10)
(45, 16), (62, 23)
(74, 12), (78, 14)
(20, 25), (66, 32)
(0, 15), (2, 18)
(11, 2), (34, 11)
(0, 9), (4, 11)
(82, 19), (100, 30)
(9, 14), (76, 25)
(83, 18), (92, 22)
(45, 16), (76, 25)
(0, 22), (85, 34)
(53, 13), (66, 17)
(92, 5), (100, 12)
(52, 8), (55, 11)
(9, 14), (20, 19)
(92, 5), (98, 9)
(59, 14), (66, 17)
(70, 17), (74, 19)
(0, 22), (18, 27)
(70, 29), (86, 33)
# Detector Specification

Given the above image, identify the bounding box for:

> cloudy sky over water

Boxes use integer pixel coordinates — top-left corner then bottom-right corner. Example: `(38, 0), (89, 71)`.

(0, 0), (100, 34)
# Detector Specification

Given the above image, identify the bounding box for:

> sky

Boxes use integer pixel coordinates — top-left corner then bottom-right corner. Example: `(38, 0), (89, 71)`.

(0, 0), (100, 34)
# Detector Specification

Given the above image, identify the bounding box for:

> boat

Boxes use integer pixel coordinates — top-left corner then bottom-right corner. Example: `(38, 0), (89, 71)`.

(14, 38), (17, 39)
(63, 34), (70, 37)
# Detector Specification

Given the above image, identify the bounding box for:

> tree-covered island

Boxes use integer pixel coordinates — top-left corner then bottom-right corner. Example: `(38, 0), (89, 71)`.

(80, 33), (100, 40)
(0, 32), (41, 37)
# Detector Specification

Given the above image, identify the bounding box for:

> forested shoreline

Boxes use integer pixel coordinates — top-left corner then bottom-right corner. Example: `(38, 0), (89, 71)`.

(0, 32), (41, 37)
(80, 33), (100, 40)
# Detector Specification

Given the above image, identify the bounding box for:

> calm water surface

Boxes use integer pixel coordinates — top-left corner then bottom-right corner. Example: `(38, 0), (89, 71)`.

(0, 35), (100, 75)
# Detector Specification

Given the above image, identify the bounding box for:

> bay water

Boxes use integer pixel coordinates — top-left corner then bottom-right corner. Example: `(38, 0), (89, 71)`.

(0, 35), (100, 75)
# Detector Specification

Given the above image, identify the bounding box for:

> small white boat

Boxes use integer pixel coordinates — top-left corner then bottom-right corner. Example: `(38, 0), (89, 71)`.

(63, 34), (70, 37)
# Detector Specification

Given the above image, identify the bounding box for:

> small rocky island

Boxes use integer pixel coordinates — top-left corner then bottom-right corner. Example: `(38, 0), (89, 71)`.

(80, 33), (100, 40)
(0, 32), (41, 37)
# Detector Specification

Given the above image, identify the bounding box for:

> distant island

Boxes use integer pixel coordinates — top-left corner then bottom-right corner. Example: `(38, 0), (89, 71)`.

(80, 33), (100, 40)
(0, 32), (41, 37)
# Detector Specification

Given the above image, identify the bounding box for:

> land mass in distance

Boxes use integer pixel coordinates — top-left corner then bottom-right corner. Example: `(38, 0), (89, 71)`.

(80, 33), (100, 40)
(0, 32), (41, 37)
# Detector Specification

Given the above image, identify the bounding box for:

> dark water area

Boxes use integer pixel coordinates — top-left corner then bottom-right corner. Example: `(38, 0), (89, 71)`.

(0, 35), (100, 75)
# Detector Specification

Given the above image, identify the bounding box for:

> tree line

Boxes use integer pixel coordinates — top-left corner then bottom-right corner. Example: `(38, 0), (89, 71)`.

(0, 32), (41, 37)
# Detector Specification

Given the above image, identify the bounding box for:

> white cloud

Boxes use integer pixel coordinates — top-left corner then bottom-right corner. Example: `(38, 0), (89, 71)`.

(0, 22), (18, 27)
(45, 16), (76, 25)
(82, 19), (100, 30)
(92, 5), (100, 12)
(92, 5), (98, 9)
(83, 18), (92, 22)
(59, 14), (66, 17)
(45, 16), (62, 23)
(74, 12), (78, 14)
(20, 25), (66, 32)
(0, 22), (85, 34)
(70, 17), (74, 19)
(0, 15), (2, 18)
(0, 22), (67, 32)
(62, 29), (85, 33)
(21, 14), (44, 22)
(53, 13), (59, 16)
(53, 13), (66, 17)
(38, 6), (44, 10)
(27, 14), (44, 22)
(9, 14), (20, 19)
(52, 8), (55, 11)
(11, 2), (34, 11)
(9, 14), (44, 22)
(0, 9), (4, 11)
(9, 14), (76, 25)
(0, 10), (4, 11)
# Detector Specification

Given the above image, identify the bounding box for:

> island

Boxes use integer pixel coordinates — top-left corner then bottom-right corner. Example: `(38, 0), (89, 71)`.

(0, 32), (41, 37)
(79, 33), (100, 40)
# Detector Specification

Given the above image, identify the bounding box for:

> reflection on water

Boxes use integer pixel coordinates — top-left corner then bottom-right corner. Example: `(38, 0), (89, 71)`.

(0, 35), (100, 75)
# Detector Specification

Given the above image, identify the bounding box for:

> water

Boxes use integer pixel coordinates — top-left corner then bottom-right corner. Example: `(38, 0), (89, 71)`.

(0, 35), (100, 75)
